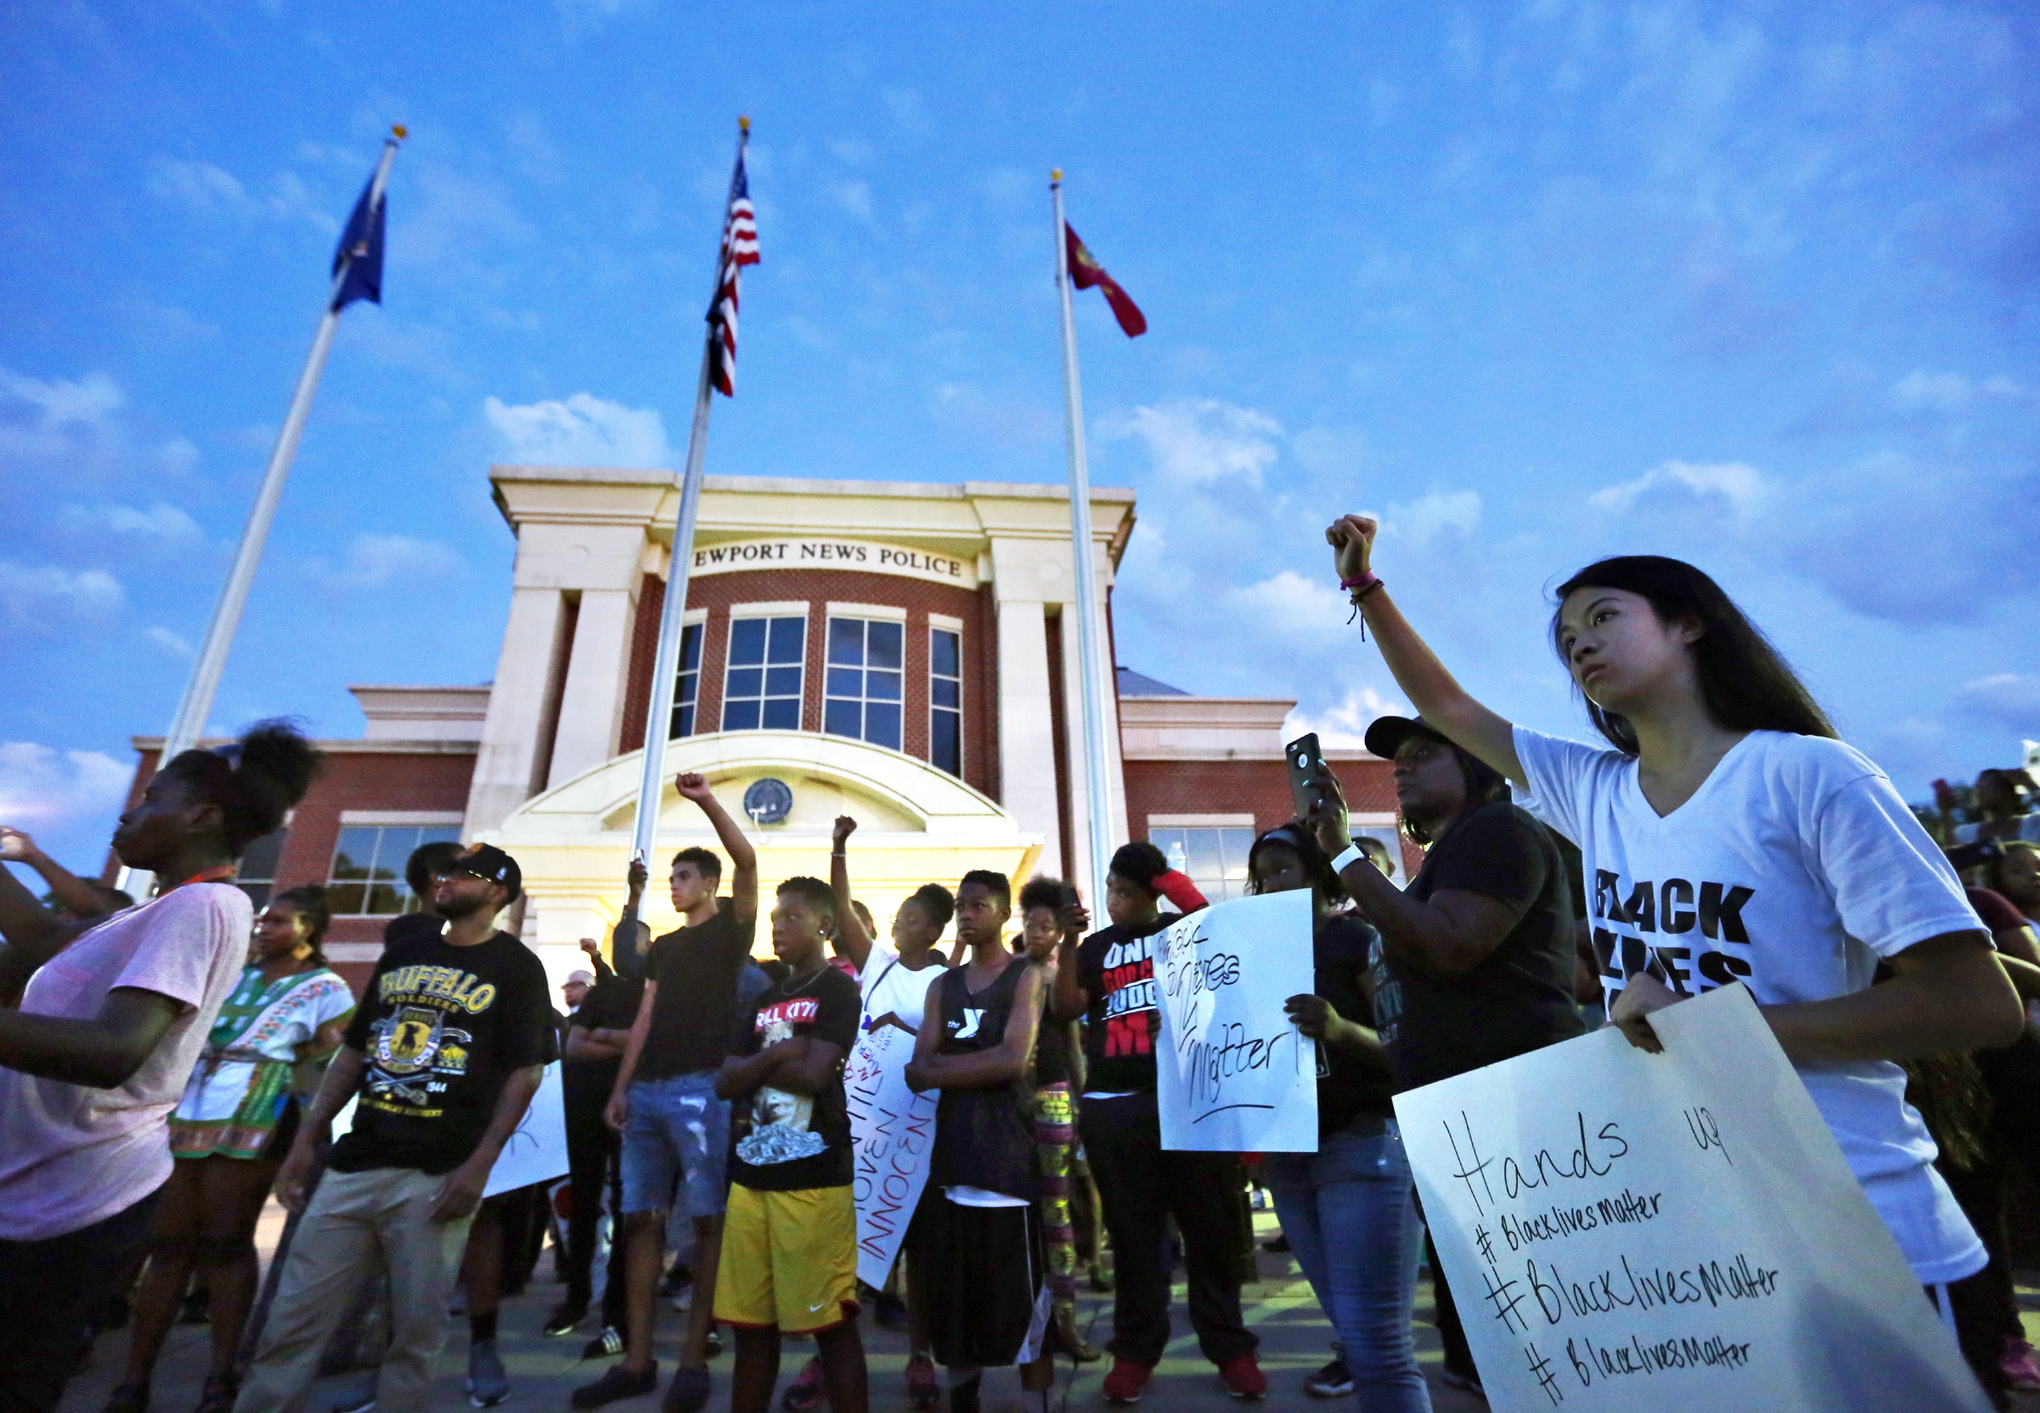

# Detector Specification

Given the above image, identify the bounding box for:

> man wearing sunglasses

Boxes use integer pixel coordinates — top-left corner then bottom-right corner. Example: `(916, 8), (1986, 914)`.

(235, 844), (556, 1413)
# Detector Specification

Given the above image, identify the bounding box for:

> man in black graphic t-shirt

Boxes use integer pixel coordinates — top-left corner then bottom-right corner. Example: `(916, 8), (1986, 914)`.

(238, 845), (550, 1413)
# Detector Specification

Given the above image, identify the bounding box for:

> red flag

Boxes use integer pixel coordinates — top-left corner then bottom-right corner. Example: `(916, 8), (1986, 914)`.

(1064, 223), (1146, 337)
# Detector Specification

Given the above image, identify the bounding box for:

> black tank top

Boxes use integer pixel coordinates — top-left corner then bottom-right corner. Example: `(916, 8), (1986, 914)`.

(930, 958), (1040, 1200)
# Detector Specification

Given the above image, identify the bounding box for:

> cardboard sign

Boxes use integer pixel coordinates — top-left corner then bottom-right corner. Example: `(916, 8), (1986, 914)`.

(1395, 985), (1989, 1412)
(1153, 890), (1318, 1153)
(843, 1021), (940, 1288)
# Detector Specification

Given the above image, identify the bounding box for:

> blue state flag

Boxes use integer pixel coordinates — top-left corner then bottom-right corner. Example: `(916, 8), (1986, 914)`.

(330, 168), (386, 311)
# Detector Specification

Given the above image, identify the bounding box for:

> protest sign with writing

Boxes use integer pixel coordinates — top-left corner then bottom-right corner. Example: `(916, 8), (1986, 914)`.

(1153, 890), (1317, 1153)
(843, 1020), (940, 1288)
(1396, 984), (1988, 1412)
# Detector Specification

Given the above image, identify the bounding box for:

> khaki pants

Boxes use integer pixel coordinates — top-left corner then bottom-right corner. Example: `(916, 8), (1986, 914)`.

(234, 1168), (473, 1413)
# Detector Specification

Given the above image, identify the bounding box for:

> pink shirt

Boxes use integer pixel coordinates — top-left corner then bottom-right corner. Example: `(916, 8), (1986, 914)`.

(0, 883), (251, 1240)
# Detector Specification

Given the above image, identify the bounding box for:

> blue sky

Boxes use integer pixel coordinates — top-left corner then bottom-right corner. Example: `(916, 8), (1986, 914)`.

(3, 1), (2037, 870)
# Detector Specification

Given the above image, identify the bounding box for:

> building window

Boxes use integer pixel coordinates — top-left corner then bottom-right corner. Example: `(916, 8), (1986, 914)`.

(825, 617), (903, 750)
(670, 621), (704, 738)
(930, 627), (962, 776)
(722, 615), (806, 731)
(327, 825), (462, 916)
(1150, 826), (1256, 903)
(237, 828), (288, 910)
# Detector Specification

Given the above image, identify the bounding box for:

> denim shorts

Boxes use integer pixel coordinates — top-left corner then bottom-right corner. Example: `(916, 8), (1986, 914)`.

(620, 1071), (731, 1218)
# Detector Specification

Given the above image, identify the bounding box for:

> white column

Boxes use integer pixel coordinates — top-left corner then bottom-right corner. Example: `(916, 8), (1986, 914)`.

(547, 586), (637, 789)
(464, 586), (566, 837)
(996, 598), (1062, 880)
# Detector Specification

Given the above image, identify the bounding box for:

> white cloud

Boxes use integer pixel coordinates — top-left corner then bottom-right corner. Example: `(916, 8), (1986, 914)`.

(831, 181), (874, 221)
(0, 368), (124, 430)
(1101, 398), (1284, 487)
(485, 393), (670, 467)
(61, 502), (203, 542)
(145, 158), (337, 234)
(1892, 370), (2023, 413)
(0, 562), (123, 622)
(0, 742), (133, 830)
(1385, 489), (1481, 545)
(313, 534), (463, 590)
(1957, 674), (2040, 731)
(1587, 459), (1770, 520)
(1291, 426), (1371, 479)
(144, 626), (193, 658)
(1283, 686), (1410, 751)
(1227, 569), (1349, 625)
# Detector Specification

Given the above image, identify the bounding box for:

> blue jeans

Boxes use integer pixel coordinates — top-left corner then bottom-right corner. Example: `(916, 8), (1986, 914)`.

(1265, 1118), (1431, 1412)
(621, 1071), (731, 1218)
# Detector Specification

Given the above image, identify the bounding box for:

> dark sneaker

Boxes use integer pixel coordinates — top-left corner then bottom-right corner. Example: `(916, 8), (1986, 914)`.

(466, 1340), (509, 1408)
(704, 1328), (722, 1359)
(778, 1357), (822, 1412)
(571, 1362), (657, 1410)
(580, 1327), (624, 1361)
(102, 1383), (149, 1413)
(544, 1301), (588, 1337)
(1259, 1232), (1290, 1253)
(662, 1368), (711, 1413)
(1304, 1358), (1353, 1398)
(196, 1373), (240, 1413)
(905, 1353), (940, 1410)
(1218, 1353), (1267, 1400)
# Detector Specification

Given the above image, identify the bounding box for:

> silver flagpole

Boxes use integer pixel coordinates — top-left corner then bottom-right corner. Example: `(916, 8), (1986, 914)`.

(630, 118), (749, 870)
(1050, 169), (1120, 904)
(122, 130), (402, 899)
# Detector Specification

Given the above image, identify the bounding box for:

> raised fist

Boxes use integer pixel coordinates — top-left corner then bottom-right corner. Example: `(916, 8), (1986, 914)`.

(1325, 514), (1378, 583)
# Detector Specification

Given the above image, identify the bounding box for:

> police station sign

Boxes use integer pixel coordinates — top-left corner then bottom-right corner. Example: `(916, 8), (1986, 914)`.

(691, 537), (976, 589)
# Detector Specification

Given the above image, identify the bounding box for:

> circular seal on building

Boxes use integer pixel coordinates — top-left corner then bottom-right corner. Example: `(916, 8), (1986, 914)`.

(743, 777), (793, 826)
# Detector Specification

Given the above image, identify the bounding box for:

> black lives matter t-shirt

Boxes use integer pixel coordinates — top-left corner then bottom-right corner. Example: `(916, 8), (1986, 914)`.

(637, 904), (757, 1080)
(1372, 802), (1583, 1091)
(332, 931), (555, 1175)
(1075, 915), (1175, 1094)
(729, 964), (861, 1192)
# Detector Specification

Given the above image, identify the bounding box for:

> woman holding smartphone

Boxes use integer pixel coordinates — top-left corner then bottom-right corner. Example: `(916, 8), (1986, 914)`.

(1316, 513), (2021, 1401)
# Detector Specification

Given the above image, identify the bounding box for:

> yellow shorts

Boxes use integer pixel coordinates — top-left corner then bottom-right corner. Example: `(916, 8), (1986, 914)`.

(712, 1183), (860, 1334)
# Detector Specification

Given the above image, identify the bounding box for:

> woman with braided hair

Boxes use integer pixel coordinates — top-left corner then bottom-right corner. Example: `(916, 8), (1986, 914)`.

(0, 720), (321, 1413)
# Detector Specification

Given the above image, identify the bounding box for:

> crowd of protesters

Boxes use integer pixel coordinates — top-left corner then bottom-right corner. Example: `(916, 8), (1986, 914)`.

(2, 516), (2039, 1413)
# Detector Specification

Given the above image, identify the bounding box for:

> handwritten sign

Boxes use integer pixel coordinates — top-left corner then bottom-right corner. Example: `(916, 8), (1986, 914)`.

(1153, 891), (1317, 1153)
(843, 1022), (940, 1288)
(1395, 985), (1989, 1412)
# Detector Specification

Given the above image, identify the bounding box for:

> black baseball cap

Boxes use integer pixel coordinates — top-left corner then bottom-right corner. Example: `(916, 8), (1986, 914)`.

(1362, 715), (1452, 762)
(449, 843), (522, 901)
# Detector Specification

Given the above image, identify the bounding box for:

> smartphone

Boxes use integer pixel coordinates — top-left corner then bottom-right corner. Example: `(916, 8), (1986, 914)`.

(1286, 732), (1325, 822)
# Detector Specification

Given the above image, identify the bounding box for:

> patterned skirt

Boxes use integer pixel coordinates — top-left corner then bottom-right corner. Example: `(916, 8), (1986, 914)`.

(168, 1057), (295, 1162)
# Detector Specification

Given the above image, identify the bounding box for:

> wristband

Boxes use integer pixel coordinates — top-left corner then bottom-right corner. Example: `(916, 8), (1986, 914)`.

(1339, 572), (1378, 592)
(1331, 843), (1366, 874)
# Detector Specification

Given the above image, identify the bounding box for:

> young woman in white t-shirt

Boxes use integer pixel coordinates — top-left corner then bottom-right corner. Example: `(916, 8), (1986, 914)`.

(1320, 514), (2022, 1389)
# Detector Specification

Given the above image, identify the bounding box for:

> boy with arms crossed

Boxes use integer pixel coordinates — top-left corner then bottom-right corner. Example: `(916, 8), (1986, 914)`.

(713, 876), (868, 1413)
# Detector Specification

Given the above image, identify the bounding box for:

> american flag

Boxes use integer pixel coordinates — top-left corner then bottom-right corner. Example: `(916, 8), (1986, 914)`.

(706, 146), (760, 397)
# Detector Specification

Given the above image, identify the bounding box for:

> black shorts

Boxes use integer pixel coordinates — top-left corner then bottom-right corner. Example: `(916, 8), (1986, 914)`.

(913, 1195), (1048, 1369)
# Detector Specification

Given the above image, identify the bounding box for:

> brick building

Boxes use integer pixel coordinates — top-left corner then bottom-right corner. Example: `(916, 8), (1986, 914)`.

(117, 467), (1397, 990)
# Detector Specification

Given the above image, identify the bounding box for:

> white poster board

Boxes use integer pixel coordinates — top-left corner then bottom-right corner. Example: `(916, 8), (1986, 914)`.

(1395, 984), (1988, 1412)
(1153, 890), (1318, 1153)
(843, 1021), (940, 1288)
(326, 1060), (569, 1199)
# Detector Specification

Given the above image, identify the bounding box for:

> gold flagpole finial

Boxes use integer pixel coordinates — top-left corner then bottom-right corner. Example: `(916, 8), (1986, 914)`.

(1051, 168), (1063, 183)
(391, 124), (408, 140)
(739, 115), (751, 133)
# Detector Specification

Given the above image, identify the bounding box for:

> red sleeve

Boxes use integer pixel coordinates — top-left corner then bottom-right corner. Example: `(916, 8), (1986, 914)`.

(1967, 887), (2027, 935)
(1154, 870), (1209, 916)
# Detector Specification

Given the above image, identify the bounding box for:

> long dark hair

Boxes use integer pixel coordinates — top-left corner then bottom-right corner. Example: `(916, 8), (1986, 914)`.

(269, 884), (332, 967)
(1551, 556), (1835, 755)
